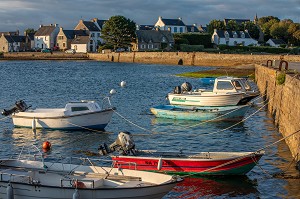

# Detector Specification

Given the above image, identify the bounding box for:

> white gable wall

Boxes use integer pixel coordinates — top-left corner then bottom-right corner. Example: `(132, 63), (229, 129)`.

(71, 44), (87, 53)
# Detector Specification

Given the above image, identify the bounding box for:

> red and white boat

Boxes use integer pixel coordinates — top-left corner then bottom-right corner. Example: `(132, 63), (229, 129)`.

(99, 132), (264, 176)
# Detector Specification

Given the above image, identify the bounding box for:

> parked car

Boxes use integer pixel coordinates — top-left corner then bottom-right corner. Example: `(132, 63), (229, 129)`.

(52, 46), (59, 51)
(65, 49), (76, 54)
(41, 48), (52, 53)
(31, 47), (41, 52)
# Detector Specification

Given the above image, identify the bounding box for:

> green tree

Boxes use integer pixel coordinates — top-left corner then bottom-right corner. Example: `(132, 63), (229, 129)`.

(288, 23), (300, 45)
(101, 15), (136, 50)
(293, 30), (300, 45)
(207, 20), (225, 35)
(226, 20), (238, 31)
(261, 19), (279, 41)
(243, 21), (260, 39)
(25, 28), (35, 34)
(258, 16), (280, 26)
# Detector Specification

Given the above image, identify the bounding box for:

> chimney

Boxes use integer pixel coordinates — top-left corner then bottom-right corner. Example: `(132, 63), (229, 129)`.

(54, 24), (58, 27)
(60, 27), (63, 32)
(80, 19), (84, 23)
(159, 16), (162, 20)
(92, 18), (98, 22)
(193, 23), (197, 27)
(40, 24), (43, 28)
(136, 24), (140, 30)
(178, 17), (182, 21)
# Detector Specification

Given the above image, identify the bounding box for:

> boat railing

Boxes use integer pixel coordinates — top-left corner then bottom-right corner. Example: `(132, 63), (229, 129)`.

(0, 172), (32, 184)
(101, 96), (114, 110)
(112, 160), (137, 170)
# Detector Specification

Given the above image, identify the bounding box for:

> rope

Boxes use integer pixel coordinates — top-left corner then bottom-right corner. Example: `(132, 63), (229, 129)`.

(65, 120), (112, 133)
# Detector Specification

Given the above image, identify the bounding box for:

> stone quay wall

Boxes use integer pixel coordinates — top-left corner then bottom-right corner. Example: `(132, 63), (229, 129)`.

(1, 52), (89, 60)
(255, 64), (300, 161)
(88, 52), (300, 67)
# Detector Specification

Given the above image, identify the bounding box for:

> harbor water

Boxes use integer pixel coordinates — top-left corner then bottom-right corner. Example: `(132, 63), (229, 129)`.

(0, 60), (299, 198)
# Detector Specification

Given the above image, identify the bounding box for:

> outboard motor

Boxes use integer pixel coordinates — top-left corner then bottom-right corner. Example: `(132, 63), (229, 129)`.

(181, 82), (192, 92)
(173, 86), (181, 94)
(98, 132), (136, 156)
(1, 100), (30, 116)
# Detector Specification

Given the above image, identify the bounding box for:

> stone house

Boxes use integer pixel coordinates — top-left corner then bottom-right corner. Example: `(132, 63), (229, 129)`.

(24, 32), (35, 50)
(212, 29), (258, 46)
(74, 18), (106, 52)
(71, 36), (90, 53)
(0, 34), (26, 52)
(266, 38), (286, 48)
(34, 24), (59, 50)
(186, 24), (200, 33)
(56, 27), (88, 51)
(131, 30), (174, 51)
(155, 16), (187, 33)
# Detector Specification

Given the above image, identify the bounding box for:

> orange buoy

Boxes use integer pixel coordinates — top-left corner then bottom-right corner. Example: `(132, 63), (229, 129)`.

(42, 141), (51, 150)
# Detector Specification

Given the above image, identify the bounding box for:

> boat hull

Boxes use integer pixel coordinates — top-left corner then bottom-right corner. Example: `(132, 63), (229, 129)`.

(168, 93), (257, 106)
(112, 151), (264, 176)
(12, 109), (114, 130)
(150, 105), (249, 121)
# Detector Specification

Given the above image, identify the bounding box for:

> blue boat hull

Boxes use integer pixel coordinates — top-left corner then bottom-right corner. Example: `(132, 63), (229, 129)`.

(150, 105), (249, 121)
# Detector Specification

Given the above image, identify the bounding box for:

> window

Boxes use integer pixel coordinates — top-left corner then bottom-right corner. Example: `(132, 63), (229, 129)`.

(233, 32), (237, 38)
(232, 80), (242, 90)
(217, 81), (234, 90)
(63, 43), (66, 47)
(168, 27), (171, 32)
(174, 27), (177, 33)
(148, 44), (153, 49)
(91, 33), (95, 37)
(71, 107), (89, 112)
(74, 45), (77, 50)
(234, 41), (237, 46)
(180, 27), (183, 33)
(241, 32), (245, 38)
(58, 36), (64, 40)
(97, 33), (100, 37)
(45, 36), (47, 41)
(162, 37), (166, 42)
(225, 31), (229, 41)
(90, 40), (93, 45)
(141, 44), (146, 49)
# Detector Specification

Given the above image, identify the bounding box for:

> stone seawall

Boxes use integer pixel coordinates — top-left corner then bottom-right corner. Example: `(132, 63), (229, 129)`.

(1, 52), (89, 60)
(88, 52), (300, 67)
(255, 64), (300, 161)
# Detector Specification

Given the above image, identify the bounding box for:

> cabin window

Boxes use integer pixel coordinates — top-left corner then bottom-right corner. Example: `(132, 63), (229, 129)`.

(232, 80), (242, 90)
(241, 79), (252, 90)
(71, 106), (89, 112)
(217, 81), (234, 90)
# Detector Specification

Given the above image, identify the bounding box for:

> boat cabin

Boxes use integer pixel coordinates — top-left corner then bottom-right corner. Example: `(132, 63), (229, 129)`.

(212, 77), (254, 94)
(65, 101), (101, 113)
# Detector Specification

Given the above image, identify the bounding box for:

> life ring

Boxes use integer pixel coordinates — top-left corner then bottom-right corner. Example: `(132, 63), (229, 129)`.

(279, 60), (288, 71)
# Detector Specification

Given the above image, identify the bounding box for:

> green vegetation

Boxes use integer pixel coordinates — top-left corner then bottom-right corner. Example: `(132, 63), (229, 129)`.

(173, 33), (212, 51)
(217, 45), (292, 54)
(180, 44), (204, 52)
(276, 72), (286, 85)
(177, 68), (255, 79)
(101, 15), (136, 50)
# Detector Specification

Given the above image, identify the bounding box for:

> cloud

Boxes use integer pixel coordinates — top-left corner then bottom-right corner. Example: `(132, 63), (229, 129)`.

(0, 0), (299, 32)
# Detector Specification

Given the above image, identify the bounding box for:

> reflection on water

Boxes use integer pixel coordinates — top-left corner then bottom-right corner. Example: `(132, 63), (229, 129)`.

(166, 176), (258, 199)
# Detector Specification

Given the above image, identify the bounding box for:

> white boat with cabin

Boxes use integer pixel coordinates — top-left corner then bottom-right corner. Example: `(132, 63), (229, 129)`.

(168, 77), (259, 107)
(2, 99), (114, 130)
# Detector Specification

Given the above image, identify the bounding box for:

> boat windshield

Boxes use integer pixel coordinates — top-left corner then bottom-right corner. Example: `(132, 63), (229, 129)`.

(216, 81), (234, 90)
(240, 79), (252, 91)
(232, 80), (243, 90)
(71, 106), (89, 112)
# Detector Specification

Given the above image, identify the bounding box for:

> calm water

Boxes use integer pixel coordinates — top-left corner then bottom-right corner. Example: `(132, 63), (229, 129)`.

(0, 60), (299, 198)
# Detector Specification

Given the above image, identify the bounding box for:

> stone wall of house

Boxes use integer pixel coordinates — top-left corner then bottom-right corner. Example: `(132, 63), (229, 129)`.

(255, 64), (300, 161)
(88, 52), (300, 67)
(0, 36), (9, 52)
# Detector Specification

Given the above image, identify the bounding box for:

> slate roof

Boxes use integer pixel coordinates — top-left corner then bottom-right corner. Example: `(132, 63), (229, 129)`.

(0, 31), (19, 36)
(95, 20), (106, 29)
(186, 25), (200, 32)
(63, 30), (88, 39)
(35, 26), (56, 36)
(216, 30), (251, 38)
(4, 35), (26, 43)
(224, 18), (250, 25)
(82, 21), (100, 31)
(161, 18), (185, 26)
(71, 36), (90, 44)
(136, 30), (174, 43)
(269, 38), (286, 45)
(137, 25), (155, 30)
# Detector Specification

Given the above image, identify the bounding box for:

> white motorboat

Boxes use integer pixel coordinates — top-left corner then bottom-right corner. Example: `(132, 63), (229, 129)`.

(168, 76), (259, 107)
(0, 150), (180, 199)
(2, 99), (114, 130)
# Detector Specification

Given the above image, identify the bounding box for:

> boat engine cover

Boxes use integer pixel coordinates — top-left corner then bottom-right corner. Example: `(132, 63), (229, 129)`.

(181, 82), (192, 92)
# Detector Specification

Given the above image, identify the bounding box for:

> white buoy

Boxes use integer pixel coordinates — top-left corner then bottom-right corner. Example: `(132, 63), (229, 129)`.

(120, 81), (126, 87)
(157, 157), (163, 170)
(6, 182), (14, 199)
(72, 189), (80, 199)
(110, 89), (116, 95)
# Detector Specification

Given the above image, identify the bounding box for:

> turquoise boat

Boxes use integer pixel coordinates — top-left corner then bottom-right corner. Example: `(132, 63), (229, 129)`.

(150, 104), (250, 121)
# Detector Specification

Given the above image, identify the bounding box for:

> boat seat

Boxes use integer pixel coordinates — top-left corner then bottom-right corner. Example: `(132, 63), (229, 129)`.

(116, 180), (145, 188)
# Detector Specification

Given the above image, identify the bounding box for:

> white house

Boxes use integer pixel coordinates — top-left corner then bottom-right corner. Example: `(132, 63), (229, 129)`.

(266, 38), (286, 48)
(155, 16), (187, 33)
(34, 24), (59, 49)
(212, 29), (258, 46)
(74, 18), (106, 52)
(71, 36), (89, 53)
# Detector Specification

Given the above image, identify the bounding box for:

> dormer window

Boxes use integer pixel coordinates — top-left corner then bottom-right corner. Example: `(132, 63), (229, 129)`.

(241, 32), (245, 38)
(233, 32), (237, 38)
(162, 37), (166, 42)
(225, 31), (229, 41)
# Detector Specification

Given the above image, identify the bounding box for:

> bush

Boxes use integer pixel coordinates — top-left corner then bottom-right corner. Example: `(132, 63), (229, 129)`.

(179, 44), (204, 52)
(174, 33), (212, 48)
(276, 72), (286, 85)
(216, 45), (291, 54)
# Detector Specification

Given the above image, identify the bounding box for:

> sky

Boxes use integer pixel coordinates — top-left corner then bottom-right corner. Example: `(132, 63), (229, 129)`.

(0, 0), (299, 33)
